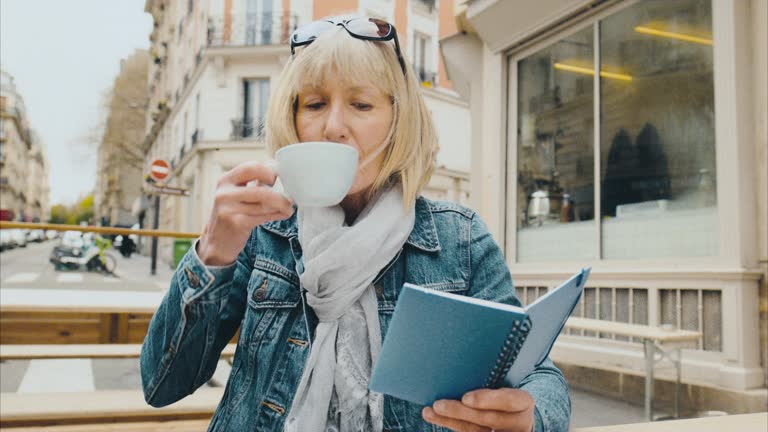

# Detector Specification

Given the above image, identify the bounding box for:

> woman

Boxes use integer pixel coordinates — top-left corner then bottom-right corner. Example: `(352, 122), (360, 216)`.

(140, 16), (570, 432)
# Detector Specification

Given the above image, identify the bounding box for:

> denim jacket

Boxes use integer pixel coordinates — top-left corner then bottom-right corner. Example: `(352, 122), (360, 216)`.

(140, 197), (571, 431)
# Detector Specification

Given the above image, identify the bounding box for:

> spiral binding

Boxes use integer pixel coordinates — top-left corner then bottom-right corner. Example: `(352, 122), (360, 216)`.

(483, 316), (533, 388)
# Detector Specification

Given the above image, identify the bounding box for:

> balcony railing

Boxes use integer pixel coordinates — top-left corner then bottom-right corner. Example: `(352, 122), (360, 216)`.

(415, 68), (437, 87)
(414, 0), (437, 13)
(230, 117), (265, 140)
(207, 13), (299, 47)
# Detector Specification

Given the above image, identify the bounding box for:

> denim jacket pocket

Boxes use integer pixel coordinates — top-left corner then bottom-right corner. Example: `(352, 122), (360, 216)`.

(218, 268), (301, 430)
(243, 267), (301, 345)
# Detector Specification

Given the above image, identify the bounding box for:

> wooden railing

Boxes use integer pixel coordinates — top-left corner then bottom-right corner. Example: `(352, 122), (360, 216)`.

(0, 221), (198, 239)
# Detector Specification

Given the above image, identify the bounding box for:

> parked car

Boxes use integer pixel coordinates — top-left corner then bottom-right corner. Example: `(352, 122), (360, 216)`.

(45, 230), (59, 241)
(26, 229), (45, 243)
(0, 229), (14, 251)
(9, 229), (27, 248)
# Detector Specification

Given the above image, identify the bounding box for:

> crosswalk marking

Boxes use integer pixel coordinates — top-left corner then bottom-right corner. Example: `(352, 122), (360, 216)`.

(17, 359), (95, 393)
(2, 272), (40, 284)
(56, 273), (84, 283)
(103, 276), (120, 283)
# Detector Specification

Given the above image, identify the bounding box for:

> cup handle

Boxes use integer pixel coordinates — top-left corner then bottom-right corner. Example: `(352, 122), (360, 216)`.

(271, 176), (288, 198)
(247, 159), (290, 200)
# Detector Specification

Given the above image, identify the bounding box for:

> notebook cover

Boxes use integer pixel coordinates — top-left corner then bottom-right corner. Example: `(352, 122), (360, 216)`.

(369, 284), (529, 406)
(504, 268), (590, 387)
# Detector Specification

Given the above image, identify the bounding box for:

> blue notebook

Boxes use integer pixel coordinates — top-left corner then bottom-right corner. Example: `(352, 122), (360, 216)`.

(369, 268), (590, 406)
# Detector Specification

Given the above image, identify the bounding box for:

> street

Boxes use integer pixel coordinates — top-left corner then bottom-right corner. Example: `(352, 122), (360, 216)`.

(0, 240), (174, 292)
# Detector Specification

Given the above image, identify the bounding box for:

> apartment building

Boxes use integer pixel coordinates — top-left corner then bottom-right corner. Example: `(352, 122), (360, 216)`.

(0, 69), (50, 222)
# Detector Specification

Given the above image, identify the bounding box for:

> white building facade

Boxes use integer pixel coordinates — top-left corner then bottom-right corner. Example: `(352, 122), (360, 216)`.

(143, 0), (470, 262)
(0, 69), (50, 223)
(443, 0), (767, 413)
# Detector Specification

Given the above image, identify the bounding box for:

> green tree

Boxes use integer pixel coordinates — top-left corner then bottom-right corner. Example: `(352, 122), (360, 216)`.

(74, 194), (94, 224)
(49, 204), (70, 224)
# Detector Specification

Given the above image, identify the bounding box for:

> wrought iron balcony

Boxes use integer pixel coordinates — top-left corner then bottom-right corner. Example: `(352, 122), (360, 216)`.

(414, 0), (437, 13)
(231, 117), (265, 140)
(207, 13), (299, 47)
(416, 68), (437, 87)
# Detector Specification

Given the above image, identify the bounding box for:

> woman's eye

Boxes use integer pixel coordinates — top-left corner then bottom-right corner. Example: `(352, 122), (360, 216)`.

(353, 102), (373, 111)
(305, 102), (325, 110)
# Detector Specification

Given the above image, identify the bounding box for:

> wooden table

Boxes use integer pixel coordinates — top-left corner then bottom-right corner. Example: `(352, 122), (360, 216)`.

(574, 412), (767, 432)
(0, 288), (163, 314)
(564, 317), (702, 421)
(0, 288), (162, 345)
(0, 388), (223, 428)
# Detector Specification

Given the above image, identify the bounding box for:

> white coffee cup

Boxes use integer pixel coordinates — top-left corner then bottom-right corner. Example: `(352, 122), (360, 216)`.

(263, 142), (360, 207)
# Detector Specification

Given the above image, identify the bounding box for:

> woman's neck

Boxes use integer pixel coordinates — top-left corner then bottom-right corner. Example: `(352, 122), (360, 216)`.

(340, 189), (371, 226)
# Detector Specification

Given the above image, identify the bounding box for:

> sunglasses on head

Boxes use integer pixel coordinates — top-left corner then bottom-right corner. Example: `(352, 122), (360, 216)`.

(290, 17), (407, 75)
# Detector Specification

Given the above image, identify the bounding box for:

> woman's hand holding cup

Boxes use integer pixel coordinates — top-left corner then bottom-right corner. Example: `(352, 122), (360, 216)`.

(197, 161), (294, 266)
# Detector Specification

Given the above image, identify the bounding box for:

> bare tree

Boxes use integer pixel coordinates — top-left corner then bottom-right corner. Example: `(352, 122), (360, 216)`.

(94, 50), (150, 225)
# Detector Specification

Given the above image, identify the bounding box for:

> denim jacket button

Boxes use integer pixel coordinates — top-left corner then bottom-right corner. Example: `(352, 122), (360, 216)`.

(184, 266), (200, 288)
(254, 288), (267, 300)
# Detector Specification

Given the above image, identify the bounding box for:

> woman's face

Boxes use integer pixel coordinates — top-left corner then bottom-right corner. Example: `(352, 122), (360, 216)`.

(295, 77), (393, 196)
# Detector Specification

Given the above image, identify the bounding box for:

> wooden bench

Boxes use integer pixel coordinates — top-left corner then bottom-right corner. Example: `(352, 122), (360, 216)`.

(0, 288), (162, 345)
(0, 288), (238, 429)
(562, 317), (701, 422)
(0, 388), (223, 428)
(0, 344), (237, 361)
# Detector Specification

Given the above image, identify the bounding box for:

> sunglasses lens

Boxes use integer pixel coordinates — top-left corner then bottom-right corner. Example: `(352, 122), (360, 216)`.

(346, 17), (392, 38)
(291, 20), (335, 44)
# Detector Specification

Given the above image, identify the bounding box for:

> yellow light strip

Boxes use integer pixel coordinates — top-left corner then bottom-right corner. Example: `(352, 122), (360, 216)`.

(553, 63), (633, 82)
(634, 26), (713, 46)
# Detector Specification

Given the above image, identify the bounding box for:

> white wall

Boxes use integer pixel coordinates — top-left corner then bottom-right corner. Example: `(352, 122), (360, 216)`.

(422, 88), (470, 172)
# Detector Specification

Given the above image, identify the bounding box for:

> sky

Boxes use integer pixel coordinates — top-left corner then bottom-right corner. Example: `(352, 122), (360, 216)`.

(0, 0), (153, 205)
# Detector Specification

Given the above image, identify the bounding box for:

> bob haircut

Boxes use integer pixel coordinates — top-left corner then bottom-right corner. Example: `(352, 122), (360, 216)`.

(265, 22), (439, 207)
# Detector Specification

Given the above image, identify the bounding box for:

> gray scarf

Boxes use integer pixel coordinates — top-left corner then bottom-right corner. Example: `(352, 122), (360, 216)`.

(284, 184), (415, 432)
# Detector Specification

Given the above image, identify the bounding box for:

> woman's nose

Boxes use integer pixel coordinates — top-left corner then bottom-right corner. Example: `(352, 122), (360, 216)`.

(323, 103), (349, 143)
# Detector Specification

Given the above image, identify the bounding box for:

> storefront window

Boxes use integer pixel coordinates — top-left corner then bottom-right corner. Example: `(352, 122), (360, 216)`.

(600, 0), (715, 259)
(516, 27), (596, 262)
(513, 0), (716, 262)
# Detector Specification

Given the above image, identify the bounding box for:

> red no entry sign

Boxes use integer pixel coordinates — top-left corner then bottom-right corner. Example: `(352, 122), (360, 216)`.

(149, 159), (171, 183)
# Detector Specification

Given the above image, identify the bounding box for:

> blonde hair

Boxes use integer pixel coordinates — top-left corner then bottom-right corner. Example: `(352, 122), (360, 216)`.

(265, 24), (439, 207)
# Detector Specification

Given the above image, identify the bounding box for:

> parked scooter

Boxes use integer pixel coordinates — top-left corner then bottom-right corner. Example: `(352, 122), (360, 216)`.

(115, 235), (137, 258)
(50, 235), (117, 274)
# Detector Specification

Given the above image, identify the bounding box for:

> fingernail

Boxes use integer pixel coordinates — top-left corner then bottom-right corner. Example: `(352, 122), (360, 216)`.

(463, 393), (475, 405)
(434, 400), (446, 412)
(422, 407), (432, 419)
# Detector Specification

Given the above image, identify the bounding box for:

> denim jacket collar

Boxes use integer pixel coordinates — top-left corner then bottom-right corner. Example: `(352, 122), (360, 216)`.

(261, 196), (441, 252)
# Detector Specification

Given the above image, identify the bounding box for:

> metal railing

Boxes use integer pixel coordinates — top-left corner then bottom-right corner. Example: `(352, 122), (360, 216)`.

(0, 221), (198, 239)
(230, 117), (265, 140)
(207, 13), (299, 47)
(414, 0), (437, 13)
(416, 68), (437, 86)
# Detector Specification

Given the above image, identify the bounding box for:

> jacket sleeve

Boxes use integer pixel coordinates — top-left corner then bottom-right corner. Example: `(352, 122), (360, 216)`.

(140, 233), (254, 407)
(467, 214), (571, 432)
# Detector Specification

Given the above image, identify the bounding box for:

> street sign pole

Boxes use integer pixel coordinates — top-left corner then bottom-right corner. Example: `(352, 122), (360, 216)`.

(150, 194), (160, 276)
(147, 158), (171, 276)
